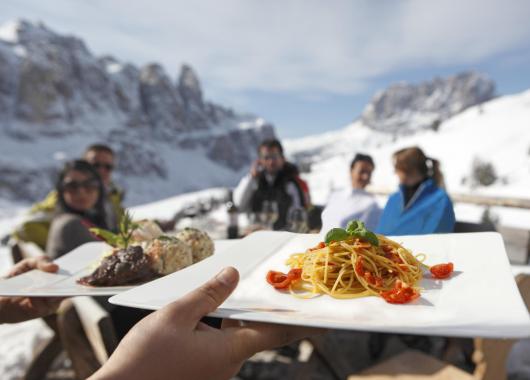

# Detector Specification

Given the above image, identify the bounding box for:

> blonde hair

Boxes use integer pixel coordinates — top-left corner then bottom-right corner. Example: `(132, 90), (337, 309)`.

(393, 147), (445, 188)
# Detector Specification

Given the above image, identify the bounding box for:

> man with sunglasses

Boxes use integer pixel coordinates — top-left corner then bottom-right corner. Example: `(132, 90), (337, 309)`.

(233, 139), (309, 231)
(83, 144), (124, 231)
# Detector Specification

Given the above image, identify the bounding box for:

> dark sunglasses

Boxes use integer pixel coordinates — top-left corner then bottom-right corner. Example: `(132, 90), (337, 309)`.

(61, 179), (99, 192)
(260, 153), (282, 161)
(92, 162), (114, 171)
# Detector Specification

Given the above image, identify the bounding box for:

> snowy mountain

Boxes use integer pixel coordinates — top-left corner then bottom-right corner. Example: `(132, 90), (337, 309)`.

(0, 20), (274, 205)
(361, 72), (495, 134)
(285, 88), (530, 227)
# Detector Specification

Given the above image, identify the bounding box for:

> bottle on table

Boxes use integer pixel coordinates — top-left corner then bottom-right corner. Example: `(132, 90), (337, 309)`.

(226, 190), (239, 239)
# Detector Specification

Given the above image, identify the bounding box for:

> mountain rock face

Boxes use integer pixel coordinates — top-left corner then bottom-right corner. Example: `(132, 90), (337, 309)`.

(361, 72), (496, 134)
(0, 20), (274, 204)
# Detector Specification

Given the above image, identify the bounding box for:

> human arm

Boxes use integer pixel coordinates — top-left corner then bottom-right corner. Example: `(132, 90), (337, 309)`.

(0, 256), (62, 324)
(89, 267), (320, 380)
(233, 174), (258, 212)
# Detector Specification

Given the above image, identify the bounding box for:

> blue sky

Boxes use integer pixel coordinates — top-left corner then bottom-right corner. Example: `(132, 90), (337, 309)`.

(2, 0), (530, 138)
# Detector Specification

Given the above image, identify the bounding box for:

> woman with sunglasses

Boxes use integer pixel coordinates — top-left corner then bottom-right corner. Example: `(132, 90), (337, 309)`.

(46, 160), (107, 258)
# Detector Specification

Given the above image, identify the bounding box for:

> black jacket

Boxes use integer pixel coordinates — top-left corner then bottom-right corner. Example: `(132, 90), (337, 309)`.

(250, 163), (306, 230)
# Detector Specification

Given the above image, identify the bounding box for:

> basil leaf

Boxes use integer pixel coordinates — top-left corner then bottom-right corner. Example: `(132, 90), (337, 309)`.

(325, 228), (351, 244)
(344, 220), (379, 246)
(90, 228), (120, 247)
(345, 220), (362, 234)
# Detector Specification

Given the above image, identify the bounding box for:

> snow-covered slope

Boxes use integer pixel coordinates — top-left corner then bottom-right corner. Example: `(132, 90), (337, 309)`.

(285, 89), (530, 227)
(0, 20), (274, 205)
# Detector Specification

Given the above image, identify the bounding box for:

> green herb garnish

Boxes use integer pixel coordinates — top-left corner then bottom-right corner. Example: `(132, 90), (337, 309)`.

(345, 220), (379, 246)
(324, 228), (351, 244)
(90, 210), (140, 249)
(324, 220), (379, 246)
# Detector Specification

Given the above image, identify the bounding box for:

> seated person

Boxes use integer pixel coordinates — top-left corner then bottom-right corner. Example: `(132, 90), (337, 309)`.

(233, 139), (308, 230)
(320, 153), (381, 232)
(377, 146), (455, 235)
(14, 144), (124, 250)
(32, 144), (124, 231)
(46, 159), (107, 258)
(45, 160), (151, 371)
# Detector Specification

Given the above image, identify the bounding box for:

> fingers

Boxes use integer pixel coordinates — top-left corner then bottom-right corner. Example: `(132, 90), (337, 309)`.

(163, 267), (239, 328)
(228, 323), (322, 362)
(7, 258), (36, 277)
(35, 257), (59, 273)
(7, 256), (58, 278)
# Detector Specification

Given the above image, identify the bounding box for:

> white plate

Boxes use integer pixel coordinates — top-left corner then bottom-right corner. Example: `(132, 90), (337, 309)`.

(0, 240), (235, 297)
(110, 231), (530, 338)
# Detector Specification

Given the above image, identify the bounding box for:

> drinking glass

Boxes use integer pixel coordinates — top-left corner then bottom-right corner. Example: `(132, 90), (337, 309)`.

(261, 200), (279, 230)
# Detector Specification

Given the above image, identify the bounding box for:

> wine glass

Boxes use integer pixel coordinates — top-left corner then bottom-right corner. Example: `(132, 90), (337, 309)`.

(287, 207), (308, 233)
(260, 200), (279, 230)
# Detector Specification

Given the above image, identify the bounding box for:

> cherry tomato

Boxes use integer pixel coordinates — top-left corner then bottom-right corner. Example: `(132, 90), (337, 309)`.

(430, 263), (454, 279)
(287, 268), (302, 281)
(266, 268), (302, 289)
(380, 280), (419, 304)
(266, 271), (290, 289)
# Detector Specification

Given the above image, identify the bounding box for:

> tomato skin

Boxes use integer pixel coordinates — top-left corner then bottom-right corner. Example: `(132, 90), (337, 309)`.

(430, 263), (454, 279)
(266, 271), (290, 289)
(266, 268), (302, 289)
(380, 281), (419, 304)
(288, 268), (302, 281)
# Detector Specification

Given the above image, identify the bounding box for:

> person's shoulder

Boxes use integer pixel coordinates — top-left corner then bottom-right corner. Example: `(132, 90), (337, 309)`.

(282, 162), (299, 176)
(30, 190), (58, 213)
(357, 189), (378, 200)
(51, 213), (85, 230)
(325, 189), (346, 203)
(387, 190), (401, 201)
(431, 186), (452, 202)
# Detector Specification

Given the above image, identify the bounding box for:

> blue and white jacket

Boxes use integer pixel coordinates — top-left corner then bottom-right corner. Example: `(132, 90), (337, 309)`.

(376, 178), (455, 236)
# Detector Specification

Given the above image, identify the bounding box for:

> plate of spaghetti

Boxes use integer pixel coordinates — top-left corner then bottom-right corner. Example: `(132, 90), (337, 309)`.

(266, 221), (454, 304)
(109, 223), (530, 338)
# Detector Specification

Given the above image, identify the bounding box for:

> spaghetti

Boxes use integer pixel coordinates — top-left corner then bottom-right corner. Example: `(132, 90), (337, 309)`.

(266, 221), (453, 304)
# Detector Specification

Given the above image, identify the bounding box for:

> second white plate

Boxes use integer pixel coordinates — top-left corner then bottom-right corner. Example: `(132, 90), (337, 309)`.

(110, 231), (530, 338)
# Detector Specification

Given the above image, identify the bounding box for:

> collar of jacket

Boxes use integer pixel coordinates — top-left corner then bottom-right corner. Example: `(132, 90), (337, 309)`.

(398, 178), (435, 211)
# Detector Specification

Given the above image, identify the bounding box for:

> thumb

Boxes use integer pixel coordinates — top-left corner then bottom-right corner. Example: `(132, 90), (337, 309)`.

(36, 259), (59, 273)
(165, 267), (239, 328)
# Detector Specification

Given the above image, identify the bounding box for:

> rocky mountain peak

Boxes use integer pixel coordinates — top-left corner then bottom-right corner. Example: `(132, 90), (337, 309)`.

(178, 64), (203, 106)
(0, 19), (275, 204)
(361, 71), (496, 134)
(0, 19), (89, 55)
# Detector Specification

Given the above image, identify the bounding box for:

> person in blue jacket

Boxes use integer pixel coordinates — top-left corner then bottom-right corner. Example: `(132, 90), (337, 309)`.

(377, 146), (455, 235)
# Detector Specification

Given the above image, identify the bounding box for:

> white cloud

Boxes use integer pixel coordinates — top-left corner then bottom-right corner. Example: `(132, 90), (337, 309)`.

(2, 0), (530, 96)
